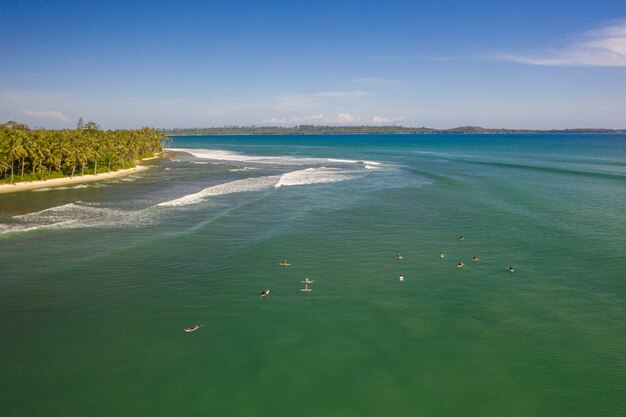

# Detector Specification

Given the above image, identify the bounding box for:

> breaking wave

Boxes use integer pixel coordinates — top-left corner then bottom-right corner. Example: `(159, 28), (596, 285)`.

(171, 148), (361, 166)
(157, 176), (280, 207)
(275, 167), (364, 188)
(0, 200), (163, 235)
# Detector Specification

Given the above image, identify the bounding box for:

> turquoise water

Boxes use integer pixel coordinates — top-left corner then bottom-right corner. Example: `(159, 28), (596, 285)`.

(1, 134), (625, 416)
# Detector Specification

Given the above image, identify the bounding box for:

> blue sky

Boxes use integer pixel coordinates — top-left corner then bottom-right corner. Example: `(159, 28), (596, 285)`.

(1, 0), (625, 129)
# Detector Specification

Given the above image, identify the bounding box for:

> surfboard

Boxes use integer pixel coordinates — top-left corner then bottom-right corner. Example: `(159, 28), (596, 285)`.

(183, 326), (200, 333)
(278, 262), (290, 266)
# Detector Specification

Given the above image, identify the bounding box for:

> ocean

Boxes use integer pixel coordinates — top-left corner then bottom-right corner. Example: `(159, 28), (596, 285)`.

(1, 133), (625, 416)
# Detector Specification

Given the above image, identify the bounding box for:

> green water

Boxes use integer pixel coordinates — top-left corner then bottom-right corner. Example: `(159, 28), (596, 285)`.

(1, 134), (625, 416)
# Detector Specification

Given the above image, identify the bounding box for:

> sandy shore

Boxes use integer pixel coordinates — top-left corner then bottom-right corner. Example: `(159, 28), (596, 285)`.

(0, 165), (151, 194)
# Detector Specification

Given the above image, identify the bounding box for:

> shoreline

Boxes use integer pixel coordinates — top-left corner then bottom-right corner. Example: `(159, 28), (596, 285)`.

(0, 162), (154, 195)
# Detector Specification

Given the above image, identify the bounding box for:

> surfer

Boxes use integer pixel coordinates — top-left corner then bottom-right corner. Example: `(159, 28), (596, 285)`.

(399, 274), (404, 282)
(260, 289), (270, 297)
(459, 235), (464, 241)
(279, 260), (290, 266)
(508, 266), (514, 272)
(395, 253), (403, 260)
(472, 256), (479, 262)
(457, 261), (465, 268)
(183, 325), (200, 333)
(302, 278), (315, 284)
(439, 252), (445, 258)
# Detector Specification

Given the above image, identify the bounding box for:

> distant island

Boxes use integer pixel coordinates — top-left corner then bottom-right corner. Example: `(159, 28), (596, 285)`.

(162, 125), (626, 136)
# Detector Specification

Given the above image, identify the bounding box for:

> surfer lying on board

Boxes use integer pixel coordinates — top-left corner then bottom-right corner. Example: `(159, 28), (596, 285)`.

(260, 289), (270, 297)
(184, 325), (200, 333)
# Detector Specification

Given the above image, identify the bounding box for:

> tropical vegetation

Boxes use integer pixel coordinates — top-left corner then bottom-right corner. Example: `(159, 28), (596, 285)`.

(0, 120), (167, 184)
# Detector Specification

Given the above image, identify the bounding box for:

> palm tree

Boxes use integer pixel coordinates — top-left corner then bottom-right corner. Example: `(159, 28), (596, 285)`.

(5, 130), (25, 183)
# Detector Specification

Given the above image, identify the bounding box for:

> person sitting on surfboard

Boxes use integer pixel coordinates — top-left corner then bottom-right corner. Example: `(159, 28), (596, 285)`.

(260, 289), (270, 296)
(439, 252), (445, 258)
(395, 253), (403, 260)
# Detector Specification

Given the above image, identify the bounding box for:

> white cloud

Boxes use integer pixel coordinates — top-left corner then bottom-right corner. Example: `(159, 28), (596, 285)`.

(22, 110), (71, 123)
(335, 113), (361, 123)
(372, 115), (403, 124)
(263, 113), (362, 125)
(502, 20), (626, 67)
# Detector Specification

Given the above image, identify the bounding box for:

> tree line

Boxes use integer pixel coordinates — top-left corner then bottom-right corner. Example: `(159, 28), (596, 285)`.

(0, 120), (167, 184)
(162, 125), (626, 136)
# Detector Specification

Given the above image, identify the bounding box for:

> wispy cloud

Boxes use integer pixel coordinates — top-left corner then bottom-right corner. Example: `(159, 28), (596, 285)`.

(352, 77), (403, 87)
(156, 98), (184, 106)
(272, 90), (370, 111)
(501, 20), (626, 67)
(22, 110), (71, 123)
(313, 90), (369, 98)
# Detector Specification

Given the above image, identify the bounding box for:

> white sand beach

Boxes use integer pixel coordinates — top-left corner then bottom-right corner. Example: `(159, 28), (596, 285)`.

(0, 165), (151, 194)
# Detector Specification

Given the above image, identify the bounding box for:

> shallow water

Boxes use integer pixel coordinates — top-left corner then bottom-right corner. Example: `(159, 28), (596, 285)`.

(1, 134), (625, 416)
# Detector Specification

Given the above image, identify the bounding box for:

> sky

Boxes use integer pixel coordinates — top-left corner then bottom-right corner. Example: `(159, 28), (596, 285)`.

(1, 0), (626, 129)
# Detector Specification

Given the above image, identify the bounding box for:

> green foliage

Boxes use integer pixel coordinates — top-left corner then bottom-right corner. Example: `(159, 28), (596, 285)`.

(0, 121), (167, 184)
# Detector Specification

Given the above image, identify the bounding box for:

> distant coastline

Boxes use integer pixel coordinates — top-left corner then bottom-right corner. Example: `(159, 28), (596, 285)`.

(161, 125), (626, 136)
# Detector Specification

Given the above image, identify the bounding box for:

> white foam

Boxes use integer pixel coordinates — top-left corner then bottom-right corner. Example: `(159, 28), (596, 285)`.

(173, 148), (339, 166)
(157, 175), (280, 207)
(0, 201), (156, 235)
(275, 167), (362, 188)
(327, 158), (360, 164)
(364, 164), (380, 170)
(32, 184), (99, 192)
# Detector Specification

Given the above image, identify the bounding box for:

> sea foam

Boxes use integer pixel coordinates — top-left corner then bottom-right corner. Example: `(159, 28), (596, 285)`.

(171, 148), (359, 166)
(275, 167), (363, 188)
(157, 176), (280, 207)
